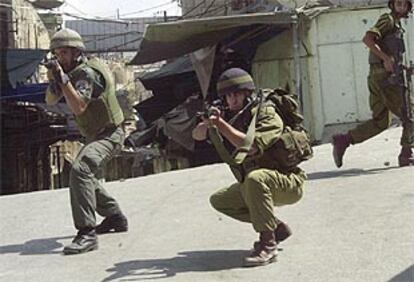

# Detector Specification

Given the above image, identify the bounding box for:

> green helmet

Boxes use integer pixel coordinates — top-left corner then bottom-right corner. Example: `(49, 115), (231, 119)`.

(217, 68), (255, 97)
(50, 28), (86, 52)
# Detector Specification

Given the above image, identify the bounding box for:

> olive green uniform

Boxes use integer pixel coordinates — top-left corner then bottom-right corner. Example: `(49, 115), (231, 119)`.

(349, 13), (414, 147)
(46, 57), (125, 231)
(210, 104), (306, 232)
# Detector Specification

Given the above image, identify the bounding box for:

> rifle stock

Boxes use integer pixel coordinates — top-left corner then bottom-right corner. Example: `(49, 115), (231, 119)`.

(402, 61), (413, 121)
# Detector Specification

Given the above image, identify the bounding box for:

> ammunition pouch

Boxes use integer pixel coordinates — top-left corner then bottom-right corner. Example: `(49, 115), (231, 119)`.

(270, 127), (313, 171)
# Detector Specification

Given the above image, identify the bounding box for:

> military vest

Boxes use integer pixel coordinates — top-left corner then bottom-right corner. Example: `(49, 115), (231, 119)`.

(69, 57), (124, 139)
(369, 14), (405, 66)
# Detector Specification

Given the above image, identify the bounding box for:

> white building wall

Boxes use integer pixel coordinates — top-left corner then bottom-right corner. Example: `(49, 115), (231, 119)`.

(405, 15), (414, 69)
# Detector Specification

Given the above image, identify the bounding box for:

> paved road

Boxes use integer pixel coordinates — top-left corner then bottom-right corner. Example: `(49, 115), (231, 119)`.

(0, 127), (413, 282)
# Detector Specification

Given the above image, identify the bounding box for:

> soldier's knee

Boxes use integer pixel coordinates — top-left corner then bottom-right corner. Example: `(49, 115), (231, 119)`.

(243, 179), (268, 200)
(209, 193), (221, 211)
(69, 163), (81, 187)
(71, 159), (85, 174)
(288, 188), (304, 204)
(244, 170), (266, 189)
(69, 158), (92, 183)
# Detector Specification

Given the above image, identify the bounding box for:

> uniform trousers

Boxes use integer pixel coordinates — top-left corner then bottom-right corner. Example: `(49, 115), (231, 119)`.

(349, 65), (414, 147)
(69, 126), (124, 230)
(210, 168), (305, 232)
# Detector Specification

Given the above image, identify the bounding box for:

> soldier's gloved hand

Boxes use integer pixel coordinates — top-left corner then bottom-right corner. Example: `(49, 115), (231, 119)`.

(47, 68), (55, 81)
(51, 62), (66, 84)
(46, 67), (62, 96)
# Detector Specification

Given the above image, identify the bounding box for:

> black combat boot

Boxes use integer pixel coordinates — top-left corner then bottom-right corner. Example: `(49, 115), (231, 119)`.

(95, 213), (128, 234)
(244, 231), (277, 267)
(398, 146), (414, 167)
(332, 133), (352, 168)
(63, 228), (98, 255)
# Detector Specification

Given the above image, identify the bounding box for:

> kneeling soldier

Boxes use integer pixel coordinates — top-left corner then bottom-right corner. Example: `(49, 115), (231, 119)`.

(192, 68), (306, 267)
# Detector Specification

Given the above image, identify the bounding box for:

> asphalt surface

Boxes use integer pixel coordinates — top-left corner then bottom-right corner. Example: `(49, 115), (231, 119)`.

(0, 126), (413, 282)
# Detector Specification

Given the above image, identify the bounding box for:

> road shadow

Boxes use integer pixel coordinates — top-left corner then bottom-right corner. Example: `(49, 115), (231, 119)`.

(307, 166), (401, 181)
(103, 249), (250, 281)
(0, 235), (71, 255)
(388, 264), (414, 282)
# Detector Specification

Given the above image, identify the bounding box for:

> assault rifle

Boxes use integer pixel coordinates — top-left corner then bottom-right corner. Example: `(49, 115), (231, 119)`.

(398, 61), (414, 122)
(198, 99), (224, 119)
(40, 57), (62, 95)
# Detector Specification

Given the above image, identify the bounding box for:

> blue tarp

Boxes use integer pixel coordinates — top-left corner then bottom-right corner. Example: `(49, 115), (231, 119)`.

(0, 83), (48, 102)
(1, 48), (47, 87)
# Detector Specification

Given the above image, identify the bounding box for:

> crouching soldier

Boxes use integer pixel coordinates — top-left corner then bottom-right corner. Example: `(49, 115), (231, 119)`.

(45, 28), (128, 255)
(192, 68), (308, 267)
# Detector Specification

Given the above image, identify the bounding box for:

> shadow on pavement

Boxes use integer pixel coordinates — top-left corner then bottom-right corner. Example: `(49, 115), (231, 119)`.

(388, 264), (414, 282)
(103, 249), (250, 281)
(307, 166), (401, 181)
(0, 236), (71, 255)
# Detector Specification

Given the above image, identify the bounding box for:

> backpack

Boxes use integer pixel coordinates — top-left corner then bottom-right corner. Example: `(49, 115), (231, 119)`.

(260, 88), (313, 169)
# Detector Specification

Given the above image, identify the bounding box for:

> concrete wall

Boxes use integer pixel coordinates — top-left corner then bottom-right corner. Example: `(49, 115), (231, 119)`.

(0, 0), (50, 49)
(10, 0), (50, 49)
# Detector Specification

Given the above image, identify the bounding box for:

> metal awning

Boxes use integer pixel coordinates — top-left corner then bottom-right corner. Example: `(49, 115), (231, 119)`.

(129, 12), (295, 65)
(139, 55), (194, 82)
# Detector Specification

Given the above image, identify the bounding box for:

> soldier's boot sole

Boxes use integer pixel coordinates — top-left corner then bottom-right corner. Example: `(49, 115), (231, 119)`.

(243, 253), (277, 267)
(114, 227), (128, 233)
(63, 242), (98, 255)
